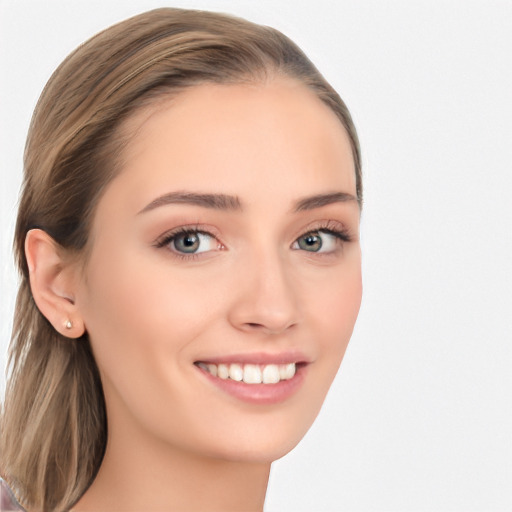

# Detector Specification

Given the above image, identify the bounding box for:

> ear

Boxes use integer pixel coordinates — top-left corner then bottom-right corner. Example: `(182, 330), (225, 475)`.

(25, 229), (85, 339)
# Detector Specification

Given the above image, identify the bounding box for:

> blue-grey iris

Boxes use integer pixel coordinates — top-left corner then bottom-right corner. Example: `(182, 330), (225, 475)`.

(175, 233), (200, 253)
(298, 233), (322, 252)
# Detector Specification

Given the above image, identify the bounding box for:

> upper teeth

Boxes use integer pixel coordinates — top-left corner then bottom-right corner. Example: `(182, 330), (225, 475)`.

(197, 362), (296, 384)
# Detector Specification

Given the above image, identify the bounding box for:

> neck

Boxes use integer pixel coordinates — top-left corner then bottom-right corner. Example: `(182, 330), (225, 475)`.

(73, 419), (270, 512)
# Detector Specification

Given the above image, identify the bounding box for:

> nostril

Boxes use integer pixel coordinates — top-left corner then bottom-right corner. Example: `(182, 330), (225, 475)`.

(242, 321), (297, 335)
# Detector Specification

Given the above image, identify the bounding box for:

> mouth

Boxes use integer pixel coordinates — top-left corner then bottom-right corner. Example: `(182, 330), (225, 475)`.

(194, 361), (298, 384)
(193, 357), (309, 404)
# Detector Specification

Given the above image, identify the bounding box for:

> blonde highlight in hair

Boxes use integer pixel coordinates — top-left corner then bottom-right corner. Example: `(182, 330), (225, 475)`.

(1, 8), (361, 511)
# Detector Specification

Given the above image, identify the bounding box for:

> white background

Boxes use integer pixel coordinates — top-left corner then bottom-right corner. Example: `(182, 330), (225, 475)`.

(1, 1), (511, 511)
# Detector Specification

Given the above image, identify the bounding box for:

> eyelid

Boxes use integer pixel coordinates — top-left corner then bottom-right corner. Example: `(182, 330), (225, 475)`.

(291, 231), (347, 250)
(153, 224), (225, 260)
(290, 219), (354, 255)
(154, 224), (220, 245)
(292, 219), (353, 242)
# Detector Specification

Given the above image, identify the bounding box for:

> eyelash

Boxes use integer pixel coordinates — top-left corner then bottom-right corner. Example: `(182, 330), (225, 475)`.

(292, 221), (352, 256)
(155, 221), (352, 261)
(154, 226), (221, 261)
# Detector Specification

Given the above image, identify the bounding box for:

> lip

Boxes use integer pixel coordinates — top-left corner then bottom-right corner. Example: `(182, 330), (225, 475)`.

(195, 350), (311, 366)
(193, 352), (310, 405)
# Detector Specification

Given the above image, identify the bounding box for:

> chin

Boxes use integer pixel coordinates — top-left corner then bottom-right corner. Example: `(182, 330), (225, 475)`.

(207, 436), (303, 465)
(191, 407), (322, 465)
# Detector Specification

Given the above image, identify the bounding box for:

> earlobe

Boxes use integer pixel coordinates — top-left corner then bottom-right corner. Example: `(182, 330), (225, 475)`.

(25, 229), (85, 339)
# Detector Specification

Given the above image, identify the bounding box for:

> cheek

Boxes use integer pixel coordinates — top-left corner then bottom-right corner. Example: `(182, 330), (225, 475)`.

(308, 259), (362, 376)
(326, 264), (362, 342)
(78, 241), (235, 407)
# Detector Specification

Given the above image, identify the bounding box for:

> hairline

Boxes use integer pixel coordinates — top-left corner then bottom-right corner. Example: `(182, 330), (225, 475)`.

(77, 72), (359, 267)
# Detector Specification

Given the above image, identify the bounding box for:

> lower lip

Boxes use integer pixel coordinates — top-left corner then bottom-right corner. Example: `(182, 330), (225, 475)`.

(195, 364), (307, 405)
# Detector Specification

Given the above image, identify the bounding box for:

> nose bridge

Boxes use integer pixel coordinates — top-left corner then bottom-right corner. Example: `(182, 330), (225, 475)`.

(228, 242), (299, 335)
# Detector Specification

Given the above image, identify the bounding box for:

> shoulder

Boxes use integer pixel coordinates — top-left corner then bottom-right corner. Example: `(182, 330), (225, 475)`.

(0, 479), (25, 512)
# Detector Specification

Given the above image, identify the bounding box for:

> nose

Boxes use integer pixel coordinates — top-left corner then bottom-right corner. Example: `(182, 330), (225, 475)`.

(227, 251), (300, 336)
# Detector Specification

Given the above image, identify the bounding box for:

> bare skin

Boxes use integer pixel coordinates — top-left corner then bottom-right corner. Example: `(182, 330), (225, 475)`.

(28, 77), (361, 511)
(74, 421), (270, 511)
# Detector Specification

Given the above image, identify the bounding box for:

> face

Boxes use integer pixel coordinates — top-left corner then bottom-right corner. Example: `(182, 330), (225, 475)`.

(75, 78), (362, 463)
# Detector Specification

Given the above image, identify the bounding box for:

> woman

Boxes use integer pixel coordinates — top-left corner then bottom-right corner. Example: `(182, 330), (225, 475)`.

(0, 8), (362, 511)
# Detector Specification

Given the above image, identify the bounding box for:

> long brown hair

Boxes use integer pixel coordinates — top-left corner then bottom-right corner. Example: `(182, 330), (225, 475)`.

(0, 8), (361, 511)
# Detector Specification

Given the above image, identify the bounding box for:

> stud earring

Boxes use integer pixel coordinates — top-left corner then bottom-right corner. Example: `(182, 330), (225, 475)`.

(65, 320), (73, 330)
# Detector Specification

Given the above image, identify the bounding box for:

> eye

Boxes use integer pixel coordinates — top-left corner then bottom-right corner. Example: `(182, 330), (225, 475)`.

(158, 229), (220, 255)
(292, 229), (348, 253)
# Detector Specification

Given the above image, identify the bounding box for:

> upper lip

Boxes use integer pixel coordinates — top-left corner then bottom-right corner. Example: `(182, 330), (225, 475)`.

(194, 351), (311, 366)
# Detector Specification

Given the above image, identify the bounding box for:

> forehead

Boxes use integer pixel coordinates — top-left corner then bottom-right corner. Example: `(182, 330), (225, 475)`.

(103, 78), (356, 214)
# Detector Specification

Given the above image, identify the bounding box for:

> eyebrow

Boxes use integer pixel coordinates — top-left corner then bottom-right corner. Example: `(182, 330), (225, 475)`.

(138, 190), (358, 214)
(138, 191), (243, 214)
(292, 191), (358, 212)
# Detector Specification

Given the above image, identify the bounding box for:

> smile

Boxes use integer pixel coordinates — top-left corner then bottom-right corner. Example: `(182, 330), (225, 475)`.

(194, 358), (308, 405)
(195, 362), (296, 384)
